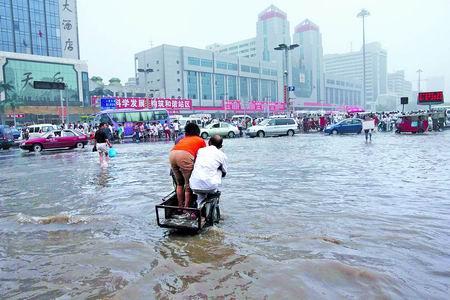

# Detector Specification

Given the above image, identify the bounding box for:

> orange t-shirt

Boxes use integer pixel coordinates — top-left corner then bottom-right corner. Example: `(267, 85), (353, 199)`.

(172, 136), (206, 157)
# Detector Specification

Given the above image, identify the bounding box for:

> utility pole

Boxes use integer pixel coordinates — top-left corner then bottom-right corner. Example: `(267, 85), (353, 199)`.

(357, 9), (370, 110)
(274, 43), (299, 115)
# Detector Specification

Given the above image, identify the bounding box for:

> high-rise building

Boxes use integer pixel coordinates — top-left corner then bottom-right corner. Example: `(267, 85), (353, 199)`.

(324, 42), (387, 109)
(134, 44), (279, 109)
(0, 0), (89, 125)
(387, 70), (412, 98)
(255, 5), (290, 64)
(291, 19), (324, 103)
(0, 0), (80, 59)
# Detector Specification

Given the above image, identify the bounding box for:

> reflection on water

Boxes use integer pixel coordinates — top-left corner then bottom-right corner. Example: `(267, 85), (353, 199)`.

(1, 133), (450, 298)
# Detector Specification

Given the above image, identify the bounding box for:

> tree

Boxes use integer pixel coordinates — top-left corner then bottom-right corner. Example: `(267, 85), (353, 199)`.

(109, 77), (121, 85)
(0, 81), (16, 125)
(89, 87), (114, 97)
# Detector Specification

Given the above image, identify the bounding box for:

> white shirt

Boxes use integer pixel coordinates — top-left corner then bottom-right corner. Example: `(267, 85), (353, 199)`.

(190, 146), (228, 191)
(173, 122), (180, 131)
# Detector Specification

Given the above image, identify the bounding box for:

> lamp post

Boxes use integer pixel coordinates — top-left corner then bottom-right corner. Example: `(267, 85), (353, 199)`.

(274, 43), (299, 115)
(137, 68), (153, 98)
(357, 9), (370, 110)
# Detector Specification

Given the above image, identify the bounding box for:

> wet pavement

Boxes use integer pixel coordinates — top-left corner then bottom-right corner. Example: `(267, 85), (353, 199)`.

(1, 131), (450, 299)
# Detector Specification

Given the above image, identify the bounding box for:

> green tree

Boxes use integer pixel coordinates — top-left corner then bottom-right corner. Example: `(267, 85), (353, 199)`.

(0, 81), (16, 125)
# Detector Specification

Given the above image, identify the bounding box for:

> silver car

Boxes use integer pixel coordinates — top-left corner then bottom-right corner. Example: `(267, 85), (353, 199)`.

(246, 118), (299, 138)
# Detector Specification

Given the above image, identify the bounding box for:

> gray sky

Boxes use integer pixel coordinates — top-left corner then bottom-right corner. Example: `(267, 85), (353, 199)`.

(78, 0), (450, 95)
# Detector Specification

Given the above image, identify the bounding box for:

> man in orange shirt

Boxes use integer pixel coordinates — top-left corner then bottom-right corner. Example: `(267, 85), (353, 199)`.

(169, 123), (206, 211)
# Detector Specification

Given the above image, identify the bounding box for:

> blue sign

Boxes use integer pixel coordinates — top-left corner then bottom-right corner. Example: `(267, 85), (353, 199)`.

(288, 86), (295, 91)
(100, 97), (116, 110)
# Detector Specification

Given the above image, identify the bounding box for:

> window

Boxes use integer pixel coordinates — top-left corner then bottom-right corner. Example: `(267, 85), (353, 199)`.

(111, 112), (126, 122)
(100, 114), (112, 124)
(241, 65), (250, 72)
(240, 77), (248, 101)
(228, 76), (237, 99)
(125, 112), (141, 122)
(176, 60), (179, 64)
(262, 68), (271, 76)
(221, 123), (231, 128)
(140, 111), (155, 121)
(216, 61), (227, 69)
(211, 123), (220, 128)
(251, 67), (260, 74)
(275, 119), (287, 126)
(250, 78), (258, 100)
(154, 110), (169, 120)
(177, 79), (180, 82)
(188, 57), (200, 66)
(187, 71), (198, 99)
(215, 74), (225, 100)
(156, 60), (159, 64)
(227, 63), (238, 71)
(201, 59), (213, 68)
(270, 70), (277, 76)
(201, 73), (212, 100)
(63, 130), (76, 137)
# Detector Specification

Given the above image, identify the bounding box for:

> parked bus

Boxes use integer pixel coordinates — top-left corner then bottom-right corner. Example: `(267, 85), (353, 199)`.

(94, 109), (170, 137)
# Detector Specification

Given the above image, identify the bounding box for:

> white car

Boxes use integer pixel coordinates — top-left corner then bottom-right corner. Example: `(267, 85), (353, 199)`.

(200, 122), (240, 139)
(247, 118), (299, 138)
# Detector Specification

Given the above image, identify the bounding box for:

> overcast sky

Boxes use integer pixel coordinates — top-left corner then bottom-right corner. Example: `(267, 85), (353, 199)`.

(78, 0), (450, 94)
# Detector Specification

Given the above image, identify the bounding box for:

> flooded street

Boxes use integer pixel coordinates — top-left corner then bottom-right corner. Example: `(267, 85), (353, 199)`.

(1, 132), (450, 299)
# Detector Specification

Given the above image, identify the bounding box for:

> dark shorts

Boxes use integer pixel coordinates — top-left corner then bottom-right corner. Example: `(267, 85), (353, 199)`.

(169, 150), (194, 188)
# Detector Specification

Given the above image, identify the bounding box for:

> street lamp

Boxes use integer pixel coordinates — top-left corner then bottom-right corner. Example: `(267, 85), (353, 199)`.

(137, 68), (153, 97)
(357, 9), (370, 110)
(274, 43), (299, 115)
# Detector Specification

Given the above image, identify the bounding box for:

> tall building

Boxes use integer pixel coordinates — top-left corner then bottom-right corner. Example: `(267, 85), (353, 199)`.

(291, 19), (324, 103)
(324, 42), (387, 109)
(134, 44), (279, 109)
(0, 0), (80, 59)
(387, 70), (412, 98)
(255, 5), (290, 64)
(0, 0), (89, 125)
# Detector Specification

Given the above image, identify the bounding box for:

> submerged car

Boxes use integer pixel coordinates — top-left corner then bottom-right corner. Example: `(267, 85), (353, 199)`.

(200, 122), (239, 139)
(20, 129), (89, 152)
(324, 118), (362, 135)
(0, 125), (14, 150)
(246, 118), (298, 138)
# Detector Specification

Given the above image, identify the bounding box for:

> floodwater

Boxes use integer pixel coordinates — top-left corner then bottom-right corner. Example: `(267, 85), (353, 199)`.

(1, 131), (450, 299)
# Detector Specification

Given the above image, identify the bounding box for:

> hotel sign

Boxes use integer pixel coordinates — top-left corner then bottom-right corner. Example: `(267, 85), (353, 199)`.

(59, 0), (80, 59)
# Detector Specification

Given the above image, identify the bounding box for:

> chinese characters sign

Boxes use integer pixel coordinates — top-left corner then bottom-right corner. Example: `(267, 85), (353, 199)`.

(96, 97), (193, 110)
(59, 0), (79, 59)
(225, 100), (285, 112)
(417, 91), (444, 105)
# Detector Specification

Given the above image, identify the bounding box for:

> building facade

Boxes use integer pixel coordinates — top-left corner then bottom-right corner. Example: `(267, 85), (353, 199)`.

(0, 0), (80, 59)
(324, 42), (387, 109)
(0, 0), (88, 124)
(206, 38), (257, 59)
(291, 19), (325, 103)
(0, 51), (90, 124)
(387, 70), (412, 98)
(134, 45), (280, 109)
(324, 74), (362, 106)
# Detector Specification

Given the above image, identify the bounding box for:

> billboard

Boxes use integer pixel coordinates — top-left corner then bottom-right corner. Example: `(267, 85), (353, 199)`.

(417, 91), (444, 105)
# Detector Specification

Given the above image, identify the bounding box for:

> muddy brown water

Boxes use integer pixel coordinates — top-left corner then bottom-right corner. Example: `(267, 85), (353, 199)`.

(1, 132), (450, 299)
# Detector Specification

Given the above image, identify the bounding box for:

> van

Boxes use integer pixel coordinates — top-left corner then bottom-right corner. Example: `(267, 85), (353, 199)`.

(179, 117), (203, 132)
(0, 125), (14, 150)
(27, 124), (58, 138)
(246, 118), (298, 138)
